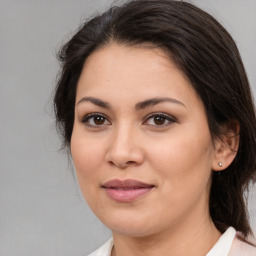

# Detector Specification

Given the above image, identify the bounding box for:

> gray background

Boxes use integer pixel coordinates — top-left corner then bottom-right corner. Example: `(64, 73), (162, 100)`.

(0, 0), (255, 255)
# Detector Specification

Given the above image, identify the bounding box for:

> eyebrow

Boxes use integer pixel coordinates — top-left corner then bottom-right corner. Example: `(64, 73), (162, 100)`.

(77, 97), (111, 109)
(76, 96), (185, 110)
(135, 97), (186, 110)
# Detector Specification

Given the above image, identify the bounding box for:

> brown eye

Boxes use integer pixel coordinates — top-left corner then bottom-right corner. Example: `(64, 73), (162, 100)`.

(94, 116), (105, 125)
(82, 113), (111, 127)
(154, 116), (166, 125)
(143, 113), (175, 127)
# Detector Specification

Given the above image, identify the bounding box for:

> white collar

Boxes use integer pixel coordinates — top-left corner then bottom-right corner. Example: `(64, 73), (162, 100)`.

(88, 237), (113, 256)
(206, 227), (236, 256)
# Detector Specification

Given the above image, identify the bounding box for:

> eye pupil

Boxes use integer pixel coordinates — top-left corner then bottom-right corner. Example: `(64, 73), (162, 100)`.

(154, 116), (165, 125)
(94, 116), (105, 125)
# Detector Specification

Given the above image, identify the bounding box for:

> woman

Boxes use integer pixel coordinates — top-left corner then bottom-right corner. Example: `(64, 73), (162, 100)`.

(54, 0), (256, 255)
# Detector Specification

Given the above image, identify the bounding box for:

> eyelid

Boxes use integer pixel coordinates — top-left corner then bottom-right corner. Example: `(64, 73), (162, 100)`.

(143, 112), (176, 126)
(81, 112), (111, 126)
(80, 112), (175, 127)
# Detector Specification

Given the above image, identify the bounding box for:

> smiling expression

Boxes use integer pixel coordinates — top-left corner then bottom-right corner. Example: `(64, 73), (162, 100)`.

(71, 43), (219, 237)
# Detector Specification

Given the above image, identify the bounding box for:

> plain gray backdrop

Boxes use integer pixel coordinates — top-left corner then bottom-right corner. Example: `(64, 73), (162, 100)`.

(0, 0), (255, 255)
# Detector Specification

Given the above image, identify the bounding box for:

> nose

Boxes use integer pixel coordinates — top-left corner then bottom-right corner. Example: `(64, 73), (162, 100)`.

(105, 124), (144, 169)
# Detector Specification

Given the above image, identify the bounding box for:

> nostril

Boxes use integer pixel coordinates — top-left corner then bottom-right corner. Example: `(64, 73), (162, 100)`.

(126, 161), (136, 165)
(108, 160), (137, 168)
(105, 147), (144, 168)
(109, 161), (115, 166)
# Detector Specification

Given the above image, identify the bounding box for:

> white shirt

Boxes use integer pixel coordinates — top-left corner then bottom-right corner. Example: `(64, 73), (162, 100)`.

(88, 227), (256, 256)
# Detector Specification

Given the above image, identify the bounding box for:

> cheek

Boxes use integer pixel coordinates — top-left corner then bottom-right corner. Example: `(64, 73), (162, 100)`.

(70, 131), (105, 190)
(149, 127), (214, 189)
(146, 132), (214, 223)
(70, 134), (107, 213)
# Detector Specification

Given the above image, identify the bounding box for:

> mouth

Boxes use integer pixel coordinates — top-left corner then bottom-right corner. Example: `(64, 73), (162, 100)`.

(101, 179), (155, 202)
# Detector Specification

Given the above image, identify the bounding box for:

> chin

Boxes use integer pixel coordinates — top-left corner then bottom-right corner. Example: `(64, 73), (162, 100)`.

(98, 210), (161, 238)
(110, 224), (156, 238)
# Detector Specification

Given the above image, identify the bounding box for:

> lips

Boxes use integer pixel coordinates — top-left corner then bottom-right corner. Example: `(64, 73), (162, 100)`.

(102, 179), (155, 202)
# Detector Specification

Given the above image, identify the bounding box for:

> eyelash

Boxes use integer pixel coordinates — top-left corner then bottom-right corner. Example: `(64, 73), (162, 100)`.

(81, 112), (176, 128)
(143, 113), (176, 127)
(82, 113), (111, 127)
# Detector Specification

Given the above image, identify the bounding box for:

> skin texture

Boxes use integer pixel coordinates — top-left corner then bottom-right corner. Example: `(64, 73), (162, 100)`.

(71, 44), (238, 255)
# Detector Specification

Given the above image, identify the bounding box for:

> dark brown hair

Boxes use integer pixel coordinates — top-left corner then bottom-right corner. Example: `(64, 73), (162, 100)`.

(54, 0), (256, 236)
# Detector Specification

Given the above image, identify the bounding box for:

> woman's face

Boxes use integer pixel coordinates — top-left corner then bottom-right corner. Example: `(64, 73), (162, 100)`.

(71, 44), (218, 237)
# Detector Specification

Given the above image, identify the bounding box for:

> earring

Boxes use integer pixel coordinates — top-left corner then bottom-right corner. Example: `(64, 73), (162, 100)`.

(218, 162), (223, 167)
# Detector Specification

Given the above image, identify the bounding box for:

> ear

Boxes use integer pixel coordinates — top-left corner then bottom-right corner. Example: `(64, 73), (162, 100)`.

(212, 120), (240, 172)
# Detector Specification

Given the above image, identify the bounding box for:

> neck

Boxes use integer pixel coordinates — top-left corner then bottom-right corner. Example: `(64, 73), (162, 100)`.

(111, 215), (221, 256)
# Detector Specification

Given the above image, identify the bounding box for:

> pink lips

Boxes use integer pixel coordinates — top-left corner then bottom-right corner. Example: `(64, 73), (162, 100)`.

(102, 179), (154, 202)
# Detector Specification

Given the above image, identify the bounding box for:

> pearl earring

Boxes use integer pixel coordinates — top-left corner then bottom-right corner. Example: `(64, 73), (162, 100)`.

(218, 162), (223, 167)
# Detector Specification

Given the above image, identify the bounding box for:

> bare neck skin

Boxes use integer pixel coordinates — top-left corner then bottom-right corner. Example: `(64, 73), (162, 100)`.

(111, 209), (221, 256)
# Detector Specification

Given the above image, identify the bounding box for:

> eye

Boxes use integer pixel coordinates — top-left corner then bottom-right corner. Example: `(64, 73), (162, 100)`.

(143, 113), (175, 127)
(82, 113), (111, 127)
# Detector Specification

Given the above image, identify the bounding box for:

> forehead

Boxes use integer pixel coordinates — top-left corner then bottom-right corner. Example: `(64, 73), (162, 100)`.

(76, 43), (200, 109)
(82, 43), (176, 78)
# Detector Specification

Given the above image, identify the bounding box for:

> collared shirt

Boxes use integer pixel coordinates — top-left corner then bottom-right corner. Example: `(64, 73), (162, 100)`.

(88, 227), (256, 256)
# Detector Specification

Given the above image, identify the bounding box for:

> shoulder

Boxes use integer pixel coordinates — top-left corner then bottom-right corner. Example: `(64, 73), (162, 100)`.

(229, 234), (256, 256)
(88, 238), (114, 256)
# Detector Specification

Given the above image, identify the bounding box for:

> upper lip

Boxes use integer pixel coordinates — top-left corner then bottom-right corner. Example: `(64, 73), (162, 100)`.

(102, 179), (154, 189)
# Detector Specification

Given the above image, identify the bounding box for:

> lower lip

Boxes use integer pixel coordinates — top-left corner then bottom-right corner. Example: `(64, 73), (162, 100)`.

(103, 187), (153, 202)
